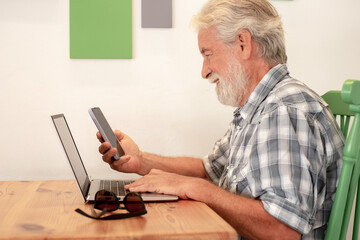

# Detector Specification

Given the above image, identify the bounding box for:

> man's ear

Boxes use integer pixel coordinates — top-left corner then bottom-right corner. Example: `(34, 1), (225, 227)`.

(235, 29), (252, 60)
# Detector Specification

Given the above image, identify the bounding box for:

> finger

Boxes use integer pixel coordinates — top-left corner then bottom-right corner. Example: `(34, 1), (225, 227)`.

(126, 180), (153, 193)
(148, 169), (165, 175)
(118, 155), (131, 163)
(127, 179), (168, 195)
(125, 177), (145, 189)
(99, 142), (111, 154)
(96, 131), (104, 143)
(110, 155), (131, 167)
(102, 148), (118, 164)
(111, 155), (140, 173)
(128, 184), (154, 193)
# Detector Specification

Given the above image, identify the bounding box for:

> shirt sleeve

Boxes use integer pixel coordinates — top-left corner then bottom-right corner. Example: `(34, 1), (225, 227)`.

(202, 128), (232, 185)
(244, 105), (334, 234)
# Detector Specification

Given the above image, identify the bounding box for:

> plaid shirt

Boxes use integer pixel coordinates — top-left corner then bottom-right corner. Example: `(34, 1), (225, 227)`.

(203, 64), (344, 239)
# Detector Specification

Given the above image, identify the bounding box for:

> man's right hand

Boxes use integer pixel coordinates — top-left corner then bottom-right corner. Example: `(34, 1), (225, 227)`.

(97, 130), (146, 175)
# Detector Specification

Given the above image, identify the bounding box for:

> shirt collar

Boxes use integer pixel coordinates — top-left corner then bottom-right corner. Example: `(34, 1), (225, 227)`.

(234, 64), (290, 122)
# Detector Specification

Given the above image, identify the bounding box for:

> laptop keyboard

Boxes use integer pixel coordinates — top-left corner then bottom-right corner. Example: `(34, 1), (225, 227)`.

(99, 180), (134, 196)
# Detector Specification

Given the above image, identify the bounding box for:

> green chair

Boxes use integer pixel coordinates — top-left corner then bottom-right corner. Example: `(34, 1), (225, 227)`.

(322, 88), (354, 139)
(322, 79), (360, 240)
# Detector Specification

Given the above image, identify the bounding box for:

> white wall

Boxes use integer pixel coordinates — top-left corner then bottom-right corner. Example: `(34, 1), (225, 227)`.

(1, 0), (360, 182)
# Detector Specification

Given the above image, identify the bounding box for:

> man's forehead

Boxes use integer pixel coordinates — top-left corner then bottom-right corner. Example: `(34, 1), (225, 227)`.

(198, 27), (217, 40)
(197, 27), (218, 51)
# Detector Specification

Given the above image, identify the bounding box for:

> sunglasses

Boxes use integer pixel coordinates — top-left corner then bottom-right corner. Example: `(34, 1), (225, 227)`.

(75, 190), (147, 220)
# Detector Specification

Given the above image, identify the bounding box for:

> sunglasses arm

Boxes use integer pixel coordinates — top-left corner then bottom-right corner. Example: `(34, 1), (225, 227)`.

(75, 208), (147, 220)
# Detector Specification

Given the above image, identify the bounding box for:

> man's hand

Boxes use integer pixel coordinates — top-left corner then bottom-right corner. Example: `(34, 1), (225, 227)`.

(97, 130), (145, 175)
(125, 169), (210, 199)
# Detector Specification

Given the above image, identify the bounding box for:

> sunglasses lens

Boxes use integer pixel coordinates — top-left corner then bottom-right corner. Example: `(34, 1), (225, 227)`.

(124, 192), (145, 212)
(94, 190), (118, 211)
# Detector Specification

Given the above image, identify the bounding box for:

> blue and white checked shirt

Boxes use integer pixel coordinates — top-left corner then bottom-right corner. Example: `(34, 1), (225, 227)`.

(203, 64), (344, 239)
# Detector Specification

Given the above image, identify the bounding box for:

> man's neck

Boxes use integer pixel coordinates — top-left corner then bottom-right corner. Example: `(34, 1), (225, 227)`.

(239, 59), (275, 106)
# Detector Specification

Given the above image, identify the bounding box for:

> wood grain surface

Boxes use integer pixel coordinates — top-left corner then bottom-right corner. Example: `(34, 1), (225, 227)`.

(0, 180), (237, 240)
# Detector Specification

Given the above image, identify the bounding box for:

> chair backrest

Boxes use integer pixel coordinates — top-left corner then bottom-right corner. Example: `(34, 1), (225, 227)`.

(324, 79), (360, 240)
(322, 90), (354, 139)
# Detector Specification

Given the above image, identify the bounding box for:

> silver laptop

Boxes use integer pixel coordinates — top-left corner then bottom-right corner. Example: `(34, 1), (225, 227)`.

(51, 114), (178, 202)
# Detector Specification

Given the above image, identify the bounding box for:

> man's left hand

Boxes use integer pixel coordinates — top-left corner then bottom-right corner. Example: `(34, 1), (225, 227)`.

(125, 169), (208, 200)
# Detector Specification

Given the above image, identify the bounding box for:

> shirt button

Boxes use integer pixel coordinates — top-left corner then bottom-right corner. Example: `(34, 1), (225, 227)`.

(226, 166), (230, 170)
(233, 175), (237, 180)
(236, 126), (241, 130)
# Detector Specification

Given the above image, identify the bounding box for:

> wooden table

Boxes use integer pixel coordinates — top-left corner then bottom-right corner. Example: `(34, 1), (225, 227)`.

(0, 180), (237, 240)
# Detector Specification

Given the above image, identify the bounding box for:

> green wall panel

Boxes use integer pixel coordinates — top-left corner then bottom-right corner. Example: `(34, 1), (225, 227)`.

(70, 0), (132, 59)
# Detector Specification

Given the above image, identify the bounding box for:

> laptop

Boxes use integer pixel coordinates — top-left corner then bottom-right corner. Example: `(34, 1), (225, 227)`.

(51, 113), (178, 202)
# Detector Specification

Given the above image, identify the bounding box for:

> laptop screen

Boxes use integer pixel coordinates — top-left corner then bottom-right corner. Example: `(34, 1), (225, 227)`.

(51, 114), (90, 200)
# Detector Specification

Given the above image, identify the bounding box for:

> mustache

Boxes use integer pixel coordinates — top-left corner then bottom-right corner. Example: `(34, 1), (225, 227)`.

(208, 73), (220, 84)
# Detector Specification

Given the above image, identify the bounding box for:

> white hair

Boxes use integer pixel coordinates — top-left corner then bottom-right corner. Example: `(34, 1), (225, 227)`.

(192, 0), (287, 65)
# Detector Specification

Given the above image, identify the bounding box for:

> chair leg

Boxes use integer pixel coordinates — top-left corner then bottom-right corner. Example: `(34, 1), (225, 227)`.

(352, 179), (360, 240)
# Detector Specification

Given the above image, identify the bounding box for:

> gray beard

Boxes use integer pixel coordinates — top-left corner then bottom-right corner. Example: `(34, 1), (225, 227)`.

(215, 59), (248, 107)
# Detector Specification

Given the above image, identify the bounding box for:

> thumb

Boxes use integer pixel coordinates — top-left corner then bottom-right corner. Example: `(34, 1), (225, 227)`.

(114, 129), (126, 141)
(111, 155), (140, 173)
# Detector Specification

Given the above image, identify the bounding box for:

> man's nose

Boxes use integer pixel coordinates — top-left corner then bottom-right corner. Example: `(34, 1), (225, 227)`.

(201, 61), (211, 79)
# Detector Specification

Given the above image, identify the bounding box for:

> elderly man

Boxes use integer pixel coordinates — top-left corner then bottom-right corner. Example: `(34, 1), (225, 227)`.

(98, 0), (344, 239)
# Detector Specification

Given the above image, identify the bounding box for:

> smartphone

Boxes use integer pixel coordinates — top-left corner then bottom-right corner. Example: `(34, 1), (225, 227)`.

(88, 107), (125, 160)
